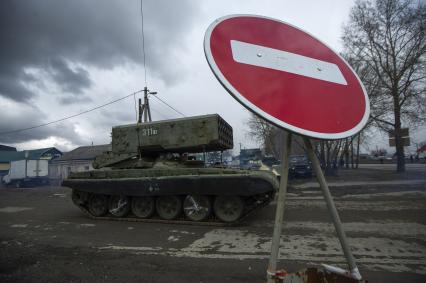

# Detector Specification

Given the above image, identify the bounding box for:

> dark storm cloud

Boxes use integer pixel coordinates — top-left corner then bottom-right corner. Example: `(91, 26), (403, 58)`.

(0, 72), (34, 101)
(48, 58), (92, 94)
(0, 0), (200, 145)
(0, 0), (200, 103)
(0, 104), (85, 145)
(59, 94), (92, 105)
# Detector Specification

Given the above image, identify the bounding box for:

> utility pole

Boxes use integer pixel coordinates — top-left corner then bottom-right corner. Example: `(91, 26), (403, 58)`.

(138, 86), (157, 123)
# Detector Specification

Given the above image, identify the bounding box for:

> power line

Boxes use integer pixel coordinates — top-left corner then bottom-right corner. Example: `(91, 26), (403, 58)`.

(137, 1), (183, 120)
(140, 0), (147, 86)
(151, 94), (186, 117)
(0, 90), (144, 136)
(150, 104), (173, 120)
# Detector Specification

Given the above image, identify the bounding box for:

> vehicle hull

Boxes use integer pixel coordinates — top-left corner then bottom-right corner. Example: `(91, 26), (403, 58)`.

(62, 168), (278, 224)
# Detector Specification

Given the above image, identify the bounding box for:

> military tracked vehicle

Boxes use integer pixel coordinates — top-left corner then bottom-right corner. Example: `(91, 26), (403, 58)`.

(63, 114), (278, 224)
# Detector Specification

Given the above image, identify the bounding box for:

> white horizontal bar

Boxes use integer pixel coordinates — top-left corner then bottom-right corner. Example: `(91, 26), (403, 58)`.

(230, 40), (347, 85)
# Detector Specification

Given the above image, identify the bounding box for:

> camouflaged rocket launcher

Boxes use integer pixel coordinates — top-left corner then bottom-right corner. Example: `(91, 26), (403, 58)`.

(63, 114), (278, 224)
(92, 114), (233, 169)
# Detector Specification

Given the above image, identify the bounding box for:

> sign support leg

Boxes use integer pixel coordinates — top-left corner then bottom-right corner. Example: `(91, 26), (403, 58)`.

(267, 132), (292, 282)
(303, 138), (362, 280)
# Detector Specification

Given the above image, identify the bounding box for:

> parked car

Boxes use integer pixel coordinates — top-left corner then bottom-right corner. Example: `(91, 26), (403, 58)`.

(289, 155), (312, 178)
(271, 155), (313, 179)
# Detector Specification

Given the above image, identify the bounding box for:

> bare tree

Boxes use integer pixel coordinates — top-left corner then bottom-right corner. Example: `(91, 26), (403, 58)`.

(247, 114), (359, 175)
(342, 0), (426, 172)
(246, 113), (307, 160)
(315, 139), (342, 175)
(246, 113), (280, 157)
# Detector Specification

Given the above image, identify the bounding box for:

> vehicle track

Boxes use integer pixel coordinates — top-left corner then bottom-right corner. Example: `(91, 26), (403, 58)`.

(74, 193), (274, 227)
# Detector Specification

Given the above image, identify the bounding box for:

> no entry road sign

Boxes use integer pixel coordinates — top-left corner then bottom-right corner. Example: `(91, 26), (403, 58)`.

(204, 15), (370, 139)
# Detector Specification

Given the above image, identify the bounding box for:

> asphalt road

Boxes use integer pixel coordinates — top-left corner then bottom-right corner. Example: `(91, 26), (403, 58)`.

(1, 169), (425, 282)
(358, 163), (426, 172)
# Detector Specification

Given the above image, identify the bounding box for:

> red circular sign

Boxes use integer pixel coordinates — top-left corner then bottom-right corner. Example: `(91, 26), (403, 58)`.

(204, 15), (369, 139)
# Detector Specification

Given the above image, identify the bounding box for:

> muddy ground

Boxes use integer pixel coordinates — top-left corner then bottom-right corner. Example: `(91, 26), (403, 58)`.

(1, 166), (425, 282)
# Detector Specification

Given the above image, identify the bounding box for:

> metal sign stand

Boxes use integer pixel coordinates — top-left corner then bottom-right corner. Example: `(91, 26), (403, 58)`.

(267, 135), (362, 283)
(267, 132), (292, 281)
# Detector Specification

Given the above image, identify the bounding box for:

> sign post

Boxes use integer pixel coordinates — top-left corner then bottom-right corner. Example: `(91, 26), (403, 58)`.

(267, 132), (291, 279)
(205, 15), (369, 282)
(303, 138), (360, 279)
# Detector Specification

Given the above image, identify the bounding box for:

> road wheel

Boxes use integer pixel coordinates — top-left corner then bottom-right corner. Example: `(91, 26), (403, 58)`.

(131, 197), (155, 218)
(213, 196), (244, 223)
(156, 196), (182, 220)
(183, 195), (211, 221)
(88, 194), (108, 217)
(15, 181), (21, 188)
(72, 190), (89, 205)
(108, 196), (131, 217)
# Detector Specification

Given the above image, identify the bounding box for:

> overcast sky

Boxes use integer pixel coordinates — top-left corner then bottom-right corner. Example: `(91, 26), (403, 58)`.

(0, 0), (424, 154)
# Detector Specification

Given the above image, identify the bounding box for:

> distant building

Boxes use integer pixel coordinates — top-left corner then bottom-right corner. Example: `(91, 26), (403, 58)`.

(0, 146), (17, 174)
(49, 144), (110, 185)
(0, 147), (62, 177)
